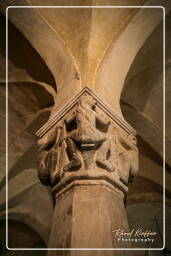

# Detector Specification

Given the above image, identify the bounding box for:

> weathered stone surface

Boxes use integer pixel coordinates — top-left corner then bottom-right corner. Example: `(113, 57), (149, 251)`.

(36, 88), (138, 193)
(48, 183), (130, 252)
(0, 1), (170, 253)
(36, 87), (139, 252)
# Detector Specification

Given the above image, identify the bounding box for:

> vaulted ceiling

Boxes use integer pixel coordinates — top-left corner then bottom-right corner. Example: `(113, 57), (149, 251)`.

(0, 0), (171, 252)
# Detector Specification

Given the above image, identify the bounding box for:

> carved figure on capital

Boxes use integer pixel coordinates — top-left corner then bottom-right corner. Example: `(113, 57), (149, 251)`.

(37, 92), (138, 188)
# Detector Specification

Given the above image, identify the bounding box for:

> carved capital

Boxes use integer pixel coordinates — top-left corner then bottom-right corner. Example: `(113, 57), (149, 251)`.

(36, 87), (139, 196)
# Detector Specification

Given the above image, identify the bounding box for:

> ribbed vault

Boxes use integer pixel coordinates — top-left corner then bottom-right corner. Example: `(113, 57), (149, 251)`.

(0, 0), (170, 252)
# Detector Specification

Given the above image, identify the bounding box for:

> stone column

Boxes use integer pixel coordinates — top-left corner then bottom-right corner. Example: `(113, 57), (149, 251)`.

(36, 87), (139, 255)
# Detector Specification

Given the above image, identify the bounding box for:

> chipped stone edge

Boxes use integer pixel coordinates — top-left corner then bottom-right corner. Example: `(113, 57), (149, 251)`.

(35, 86), (136, 138)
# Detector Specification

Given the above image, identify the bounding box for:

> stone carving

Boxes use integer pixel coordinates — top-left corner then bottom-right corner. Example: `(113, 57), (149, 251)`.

(37, 91), (139, 189)
(96, 127), (117, 172)
(37, 128), (56, 185)
(63, 94), (112, 170)
(117, 133), (139, 184)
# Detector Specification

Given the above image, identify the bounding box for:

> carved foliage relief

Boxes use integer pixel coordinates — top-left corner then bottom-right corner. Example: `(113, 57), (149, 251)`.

(37, 92), (139, 188)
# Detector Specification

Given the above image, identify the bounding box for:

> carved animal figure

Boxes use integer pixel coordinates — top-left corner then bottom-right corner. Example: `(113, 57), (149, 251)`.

(37, 93), (137, 186)
(96, 132), (117, 172)
(117, 133), (139, 184)
(37, 129), (56, 185)
(65, 94), (110, 149)
(63, 93), (115, 171)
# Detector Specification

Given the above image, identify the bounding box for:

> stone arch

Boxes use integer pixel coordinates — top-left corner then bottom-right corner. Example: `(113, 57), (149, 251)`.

(4, 1), (80, 95)
(0, 208), (49, 248)
(95, 5), (167, 114)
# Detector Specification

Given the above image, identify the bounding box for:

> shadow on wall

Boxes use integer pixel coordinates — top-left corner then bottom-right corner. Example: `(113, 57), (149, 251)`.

(0, 13), (56, 90)
(0, 219), (47, 254)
